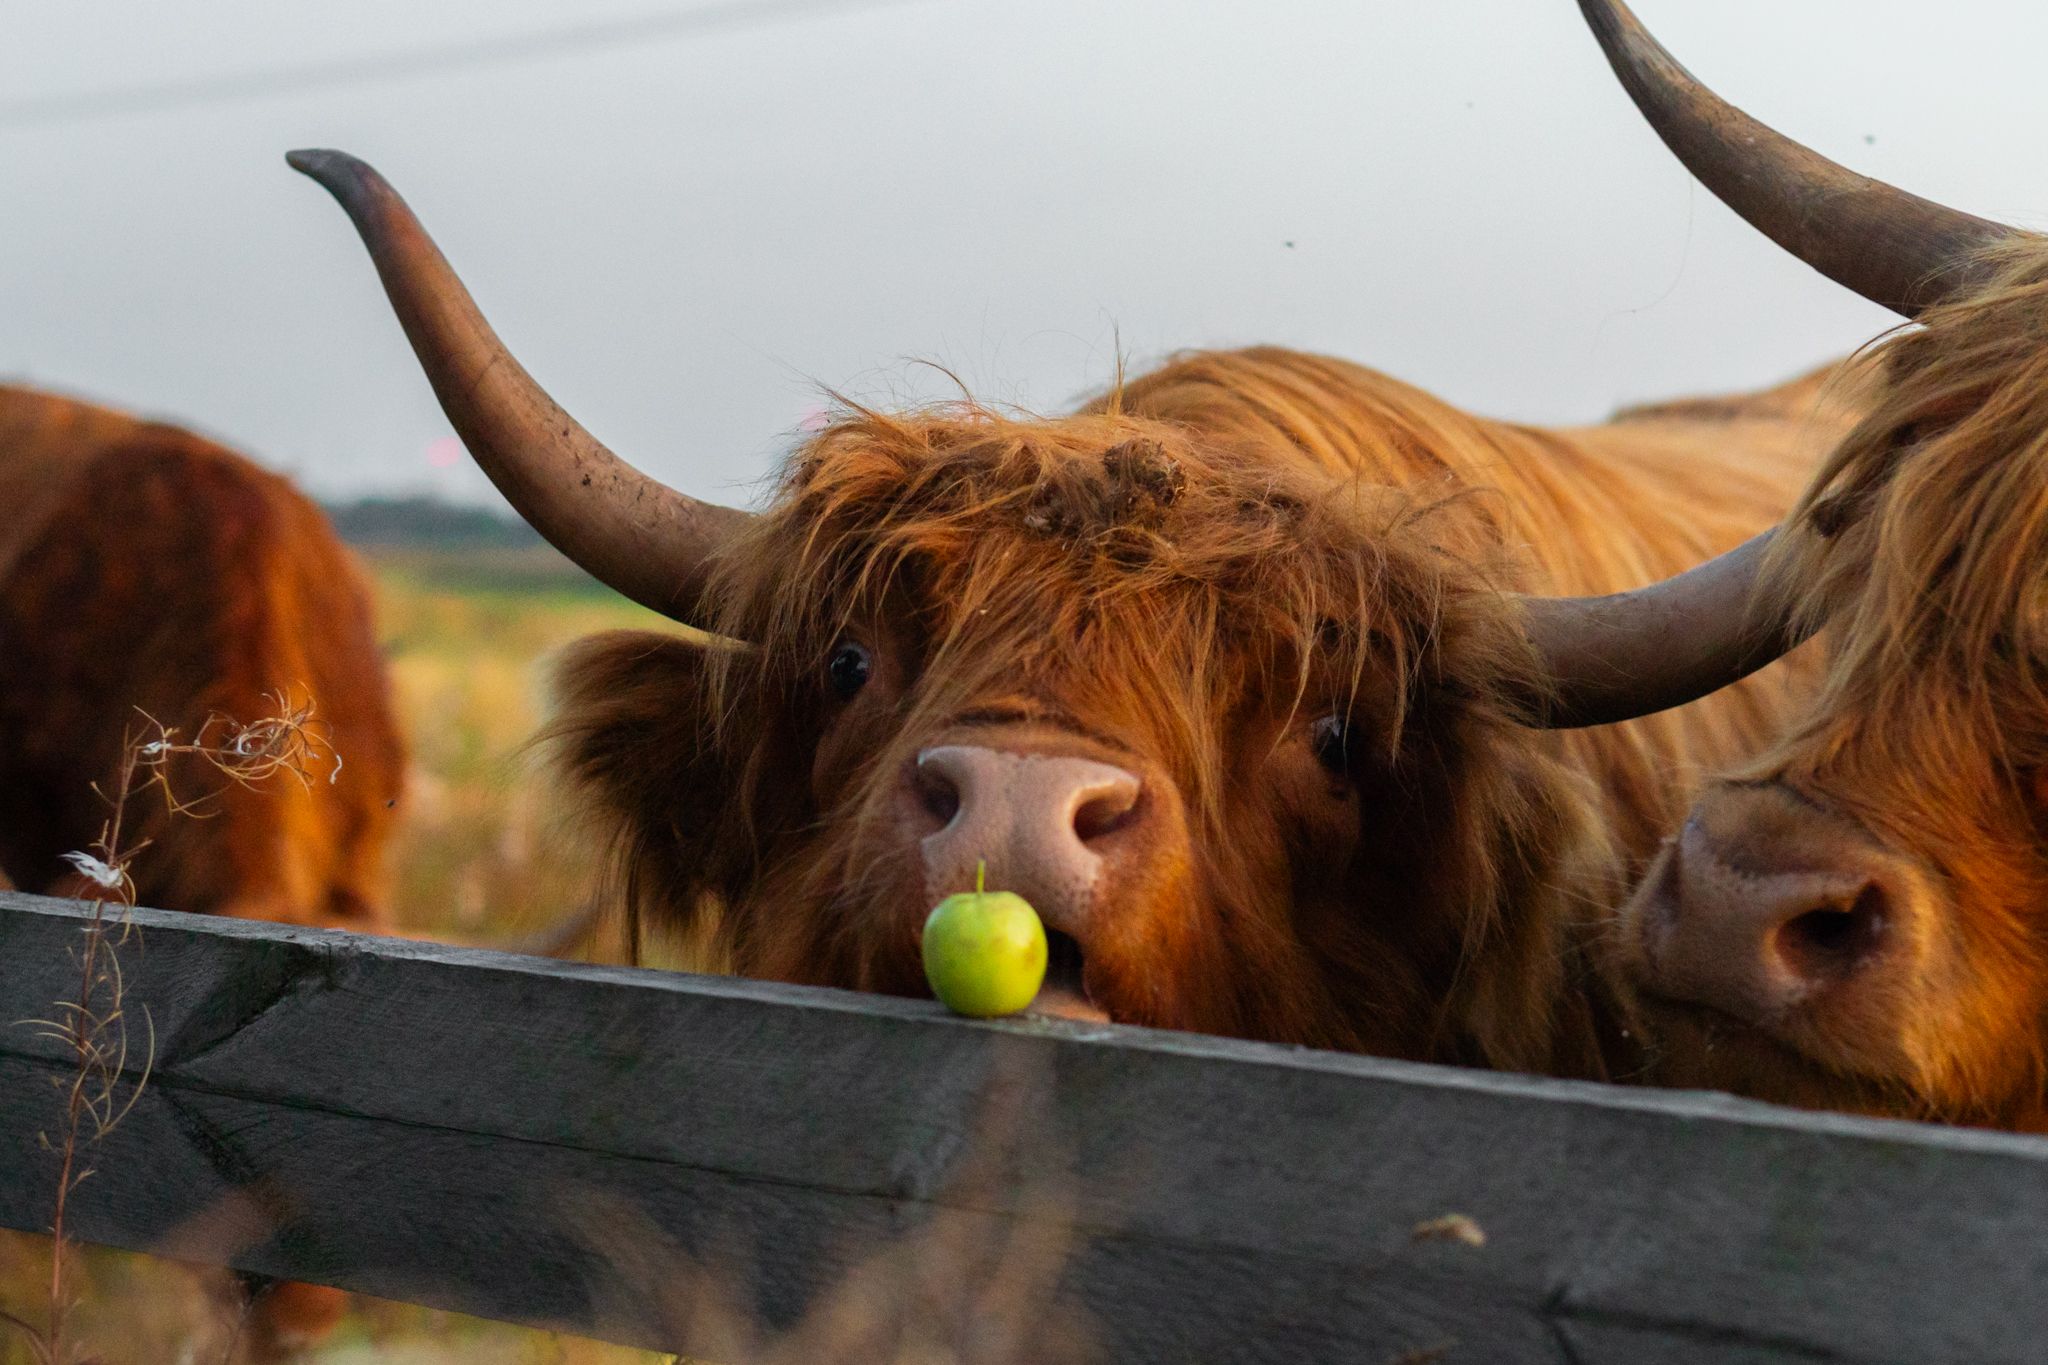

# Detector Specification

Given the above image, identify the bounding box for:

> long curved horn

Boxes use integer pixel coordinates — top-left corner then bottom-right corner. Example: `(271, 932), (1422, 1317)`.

(1518, 531), (1795, 729)
(1578, 0), (2022, 317)
(288, 149), (751, 623)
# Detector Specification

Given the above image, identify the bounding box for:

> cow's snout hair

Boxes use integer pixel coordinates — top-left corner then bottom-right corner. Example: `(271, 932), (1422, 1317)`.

(914, 744), (1145, 938)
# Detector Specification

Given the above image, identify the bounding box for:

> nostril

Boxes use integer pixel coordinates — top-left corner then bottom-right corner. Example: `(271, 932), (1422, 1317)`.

(1073, 784), (1140, 844)
(915, 763), (962, 827)
(1775, 882), (1888, 983)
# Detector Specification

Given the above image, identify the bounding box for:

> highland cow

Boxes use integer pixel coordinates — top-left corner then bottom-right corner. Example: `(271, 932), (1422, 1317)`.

(1583, 0), (2048, 1126)
(291, 147), (1863, 1078)
(0, 385), (404, 928)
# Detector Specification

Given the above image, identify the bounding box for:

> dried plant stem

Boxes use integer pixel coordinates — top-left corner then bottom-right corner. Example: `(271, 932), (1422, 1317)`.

(16, 737), (152, 1365)
(3, 693), (336, 1365)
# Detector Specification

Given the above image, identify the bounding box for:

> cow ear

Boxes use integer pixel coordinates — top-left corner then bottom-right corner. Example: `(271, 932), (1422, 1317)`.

(545, 629), (756, 952)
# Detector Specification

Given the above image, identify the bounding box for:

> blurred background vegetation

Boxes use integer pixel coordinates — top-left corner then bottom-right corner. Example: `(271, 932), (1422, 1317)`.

(1, 497), (691, 1364)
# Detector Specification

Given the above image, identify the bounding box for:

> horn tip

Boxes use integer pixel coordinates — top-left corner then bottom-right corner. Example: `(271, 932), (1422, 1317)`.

(1577, 0), (1669, 87)
(286, 147), (346, 174)
(286, 148), (398, 222)
(286, 148), (380, 196)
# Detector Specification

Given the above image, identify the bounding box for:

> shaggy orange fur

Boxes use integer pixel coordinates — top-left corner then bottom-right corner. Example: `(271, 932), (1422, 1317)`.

(553, 347), (1860, 1074)
(0, 385), (405, 928)
(1626, 243), (2048, 1125)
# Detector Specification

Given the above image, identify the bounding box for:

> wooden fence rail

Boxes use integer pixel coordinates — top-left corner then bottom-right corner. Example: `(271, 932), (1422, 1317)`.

(2, 890), (2045, 1363)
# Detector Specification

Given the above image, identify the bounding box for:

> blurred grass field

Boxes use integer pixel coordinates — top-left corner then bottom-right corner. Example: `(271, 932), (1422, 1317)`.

(1, 541), (691, 1365)
(370, 544), (662, 949)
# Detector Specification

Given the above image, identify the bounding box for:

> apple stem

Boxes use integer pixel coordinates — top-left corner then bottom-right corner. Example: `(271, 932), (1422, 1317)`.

(976, 860), (985, 895)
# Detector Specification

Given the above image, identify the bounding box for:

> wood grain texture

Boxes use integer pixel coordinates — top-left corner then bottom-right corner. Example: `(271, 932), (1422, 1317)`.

(2, 890), (2044, 1363)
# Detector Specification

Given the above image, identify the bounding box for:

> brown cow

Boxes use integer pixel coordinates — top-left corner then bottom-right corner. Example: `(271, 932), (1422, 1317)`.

(0, 385), (405, 928)
(1581, 0), (2048, 1126)
(290, 148), (1862, 1077)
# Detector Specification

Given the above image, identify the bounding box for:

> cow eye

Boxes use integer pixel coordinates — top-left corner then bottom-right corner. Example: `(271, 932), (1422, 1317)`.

(1309, 713), (1350, 776)
(827, 642), (873, 700)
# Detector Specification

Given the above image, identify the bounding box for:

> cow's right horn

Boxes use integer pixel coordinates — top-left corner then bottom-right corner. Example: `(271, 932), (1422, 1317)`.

(1518, 529), (1795, 729)
(1578, 0), (2024, 318)
(289, 149), (752, 626)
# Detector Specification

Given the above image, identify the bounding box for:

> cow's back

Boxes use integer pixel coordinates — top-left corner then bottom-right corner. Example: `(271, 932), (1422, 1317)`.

(1109, 348), (1865, 870)
(0, 386), (404, 925)
(0, 385), (146, 580)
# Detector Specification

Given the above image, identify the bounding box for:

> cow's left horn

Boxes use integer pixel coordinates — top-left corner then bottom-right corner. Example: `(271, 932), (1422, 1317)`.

(1517, 530), (1793, 729)
(288, 148), (752, 626)
(1578, 0), (2023, 317)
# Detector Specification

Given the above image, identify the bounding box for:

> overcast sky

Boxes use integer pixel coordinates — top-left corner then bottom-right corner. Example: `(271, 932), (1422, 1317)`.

(4, 0), (2045, 510)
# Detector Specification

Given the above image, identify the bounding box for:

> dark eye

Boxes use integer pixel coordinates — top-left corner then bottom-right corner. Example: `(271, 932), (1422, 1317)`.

(1310, 713), (1350, 776)
(827, 641), (872, 700)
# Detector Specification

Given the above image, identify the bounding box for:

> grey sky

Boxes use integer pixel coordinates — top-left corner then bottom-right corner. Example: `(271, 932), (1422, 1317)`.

(4, 0), (2044, 510)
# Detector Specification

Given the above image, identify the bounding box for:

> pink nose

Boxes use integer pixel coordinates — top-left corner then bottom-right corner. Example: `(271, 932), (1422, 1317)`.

(915, 745), (1142, 937)
(1634, 804), (1919, 1023)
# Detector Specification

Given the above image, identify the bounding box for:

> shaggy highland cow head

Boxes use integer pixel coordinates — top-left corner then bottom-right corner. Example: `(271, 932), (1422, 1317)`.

(545, 391), (1612, 1056)
(1581, 0), (2048, 1123)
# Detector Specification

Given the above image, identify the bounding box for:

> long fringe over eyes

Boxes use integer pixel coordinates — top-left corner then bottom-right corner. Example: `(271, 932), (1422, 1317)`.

(696, 397), (1543, 829)
(1772, 241), (2048, 781)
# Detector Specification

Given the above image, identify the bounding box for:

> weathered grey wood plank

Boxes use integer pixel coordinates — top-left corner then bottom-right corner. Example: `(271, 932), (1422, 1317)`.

(1, 890), (2043, 1363)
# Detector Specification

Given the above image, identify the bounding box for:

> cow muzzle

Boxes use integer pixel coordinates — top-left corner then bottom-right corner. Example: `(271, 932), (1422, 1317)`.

(915, 744), (1146, 1020)
(1626, 782), (1938, 1043)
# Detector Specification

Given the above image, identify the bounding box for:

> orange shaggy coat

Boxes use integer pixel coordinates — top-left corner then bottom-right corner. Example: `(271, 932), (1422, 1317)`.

(1624, 244), (2048, 1124)
(1112, 350), (1855, 856)
(0, 386), (404, 927)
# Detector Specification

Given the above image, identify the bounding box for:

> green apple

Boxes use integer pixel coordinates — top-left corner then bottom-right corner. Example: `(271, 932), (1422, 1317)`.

(921, 864), (1047, 1018)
